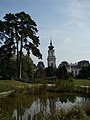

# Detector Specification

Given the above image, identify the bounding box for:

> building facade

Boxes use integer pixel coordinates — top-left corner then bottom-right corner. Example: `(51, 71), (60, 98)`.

(67, 63), (81, 77)
(47, 40), (56, 68)
(59, 60), (89, 77)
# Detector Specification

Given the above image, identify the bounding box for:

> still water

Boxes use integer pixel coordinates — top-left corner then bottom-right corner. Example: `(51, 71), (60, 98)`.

(0, 93), (90, 120)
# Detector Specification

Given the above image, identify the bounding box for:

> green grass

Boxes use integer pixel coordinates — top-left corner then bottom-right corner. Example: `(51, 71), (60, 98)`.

(74, 79), (90, 86)
(0, 79), (90, 93)
(0, 80), (29, 92)
(0, 80), (46, 95)
(47, 79), (90, 93)
(80, 116), (90, 120)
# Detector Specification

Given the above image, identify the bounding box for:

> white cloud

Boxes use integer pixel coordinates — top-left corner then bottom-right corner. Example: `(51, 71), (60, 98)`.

(34, 0), (90, 66)
(67, 0), (90, 22)
(63, 37), (73, 44)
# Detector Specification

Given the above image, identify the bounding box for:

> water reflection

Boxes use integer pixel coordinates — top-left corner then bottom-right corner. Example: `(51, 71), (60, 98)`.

(76, 96), (90, 105)
(12, 95), (90, 120)
(55, 98), (76, 111)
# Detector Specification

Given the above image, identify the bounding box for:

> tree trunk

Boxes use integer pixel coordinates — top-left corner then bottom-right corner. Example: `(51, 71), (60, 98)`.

(19, 34), (23, 79)
(15, 27), (19, 79)
(16, 40), (19, 79)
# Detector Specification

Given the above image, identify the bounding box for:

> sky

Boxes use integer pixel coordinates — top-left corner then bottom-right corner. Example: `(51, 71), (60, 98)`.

(0, 0), (90, 67)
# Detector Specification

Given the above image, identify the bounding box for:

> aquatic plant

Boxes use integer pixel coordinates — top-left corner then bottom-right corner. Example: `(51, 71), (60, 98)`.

(33, 106), (88, 120)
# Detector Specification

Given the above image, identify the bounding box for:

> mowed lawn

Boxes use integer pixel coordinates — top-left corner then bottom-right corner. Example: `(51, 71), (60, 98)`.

(0, 79), (90, 92)
(0, 80), (31, 92)
(74, 79), (90, 86)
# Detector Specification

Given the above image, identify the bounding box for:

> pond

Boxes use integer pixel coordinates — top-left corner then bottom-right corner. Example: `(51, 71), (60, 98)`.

(0, 93), (90, 120)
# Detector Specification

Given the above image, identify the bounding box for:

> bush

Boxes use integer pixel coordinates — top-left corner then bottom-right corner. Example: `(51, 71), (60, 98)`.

(24, 84), (47, 95)
(47, 79), (76, 93)
(33, 106), (87, 120)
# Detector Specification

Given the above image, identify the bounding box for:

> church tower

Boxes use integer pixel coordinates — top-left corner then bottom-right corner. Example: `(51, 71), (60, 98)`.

(47, 40), (56, 68)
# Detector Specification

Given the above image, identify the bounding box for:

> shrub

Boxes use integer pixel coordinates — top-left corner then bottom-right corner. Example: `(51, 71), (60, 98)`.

(47, 79), (76, 93)
(24, 84), (47, 95)
(33, 106), (87, 120)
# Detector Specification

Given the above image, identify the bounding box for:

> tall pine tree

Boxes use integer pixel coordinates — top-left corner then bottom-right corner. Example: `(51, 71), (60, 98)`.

(0, 11), (42, 80)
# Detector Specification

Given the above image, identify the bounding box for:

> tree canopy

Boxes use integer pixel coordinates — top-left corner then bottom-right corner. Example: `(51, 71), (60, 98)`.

(0, 11), (42, 80)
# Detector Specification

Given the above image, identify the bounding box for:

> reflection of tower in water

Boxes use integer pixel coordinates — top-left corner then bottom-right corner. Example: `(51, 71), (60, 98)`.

(49, 97), (56, 114)
(12, 98), (52, 120)
(12, 96), (90, 120)
(12, 98), (41, 120)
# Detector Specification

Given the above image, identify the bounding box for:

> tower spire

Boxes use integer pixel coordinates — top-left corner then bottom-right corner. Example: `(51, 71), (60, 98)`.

(47, 38), (56, 68)
(50, 37), (52, 46)
(49, 37), (54, 50)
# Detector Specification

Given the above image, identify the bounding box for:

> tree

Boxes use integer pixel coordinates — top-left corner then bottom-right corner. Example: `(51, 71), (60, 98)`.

(45, 67), (56, 77)
(21, 55), (35, 82)
(0, 54), (35, 81)
(35, 67), (45, 79)
(56, 66), (68, 80)
(0, 55), (17, 80)
(0, 11), (42, 80)
(77, 65), (90, 79)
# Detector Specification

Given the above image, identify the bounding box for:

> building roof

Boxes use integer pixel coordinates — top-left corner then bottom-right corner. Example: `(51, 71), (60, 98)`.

(48, 40), (54, 50)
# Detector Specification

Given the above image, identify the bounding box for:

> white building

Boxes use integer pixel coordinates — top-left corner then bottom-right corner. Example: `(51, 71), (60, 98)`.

(67, 63), (81, 76)
(59, 60), (89, 77)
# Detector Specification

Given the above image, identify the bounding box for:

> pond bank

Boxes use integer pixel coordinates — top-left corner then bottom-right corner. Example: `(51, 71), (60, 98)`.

(0, 90), (15, 97)
(0, 80), (90, 97)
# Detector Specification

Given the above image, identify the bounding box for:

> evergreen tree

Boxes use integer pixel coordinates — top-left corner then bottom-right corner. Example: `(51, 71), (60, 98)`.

(0, 55), (17, 79)
(21, 55), (35, 82)
(0, 11), (42, 80)
(77, 65), (90, 79)
(45, 67), (56, 77)
(35, 67), (45, 79)
(56, 66), (68, 80)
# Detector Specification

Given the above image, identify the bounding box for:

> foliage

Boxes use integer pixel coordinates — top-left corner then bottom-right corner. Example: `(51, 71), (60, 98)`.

(3, 114), (14, 120)
(21, 55), (35, 82)
(0, 79), (90, 94)
(77, 65), (90, 79)
(0, 11), (42, 80)
(47, 79), (76, 93)
(45, 67), (56, 77)
(0, 55), (35, 81)
(33, 106), (87, 120)
(56, 66), (68, 80)
(35, 67), (45, 79)
(25, 85), (47, 95)
(0, 57), (17, 80)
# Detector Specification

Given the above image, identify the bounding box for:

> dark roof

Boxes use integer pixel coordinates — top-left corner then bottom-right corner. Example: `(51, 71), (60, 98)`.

(48, 40), (54, 50)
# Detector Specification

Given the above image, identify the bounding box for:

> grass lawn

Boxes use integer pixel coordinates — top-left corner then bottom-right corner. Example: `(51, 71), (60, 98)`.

(74, 79), (90, 86)
(0, 80), (42, 93)
(0, 80), (29, 92)
(0, 79), (90, 93)
(80, 116), (90, 120)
